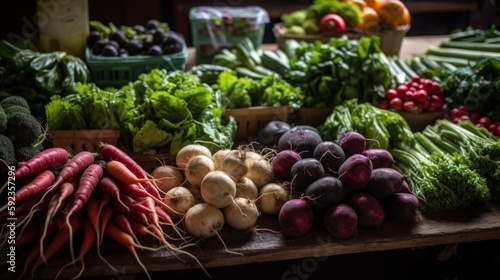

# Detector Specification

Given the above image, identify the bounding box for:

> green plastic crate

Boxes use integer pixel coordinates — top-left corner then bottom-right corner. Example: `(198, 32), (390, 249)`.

(189, 6), (269, 65)
(85, 31), (188, 88)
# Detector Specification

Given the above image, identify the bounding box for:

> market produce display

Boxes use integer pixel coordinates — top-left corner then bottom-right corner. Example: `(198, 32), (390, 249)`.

(1, 3), (500, 279)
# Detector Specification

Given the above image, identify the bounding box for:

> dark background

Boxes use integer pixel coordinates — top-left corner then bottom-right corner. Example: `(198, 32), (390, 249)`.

(0, 0), (498, 47)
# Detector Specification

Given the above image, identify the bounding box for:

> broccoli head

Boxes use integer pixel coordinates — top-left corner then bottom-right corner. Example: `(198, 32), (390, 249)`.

(4, 104), (31, 116)
(0, 95), (30, 110)
(15, 144), (41, 162)
(0, 105), (6, 134)
(0, 134), (16, 173)
(5, 112), (43, 146)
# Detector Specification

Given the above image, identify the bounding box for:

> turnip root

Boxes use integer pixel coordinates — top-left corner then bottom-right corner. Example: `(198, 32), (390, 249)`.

(323, 203), (358, 239)
(348, 192), (385, 228)
(278, 128), (323, 159)
(163, 186), (196, 220)
(364, 167), (405, 198)
(184, 203), (224, 239)
(219, 149), (248, 181)
(278, 198), (314, 237)
(176, 144), (212, 169)
(384, 193), (422, 223)
(257, 182), (290, 215)
(185, 155), (215, 188)
(272, 150), (301, 181)
(236, 176), (259, 200)
(339, 131), (368, 158)
(313, 141), (346, 176)
(362, 149), (395, 169)
(212, 149), (231, 170)
(304, 176), (344, 209)
(151, 164), (185, 193)
(200, 170), (237, 208)
(291, 158), (325, 186)
(338, 154), (373, 190)
(245, 151), (274, 189)
(224, 197), (260, 230)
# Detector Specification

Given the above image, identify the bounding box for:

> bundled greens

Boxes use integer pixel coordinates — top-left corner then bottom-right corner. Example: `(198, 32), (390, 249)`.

(319, 99), (414, 150)
(286, 35), (395, 108)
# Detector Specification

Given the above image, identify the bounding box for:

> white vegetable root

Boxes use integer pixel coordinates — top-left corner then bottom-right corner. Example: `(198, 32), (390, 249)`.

(163, 186), (196, 220)
(200, 170), (237, 209)
(151, 164), (185, 193)
(176, 144), (212, 169)
(224, 197), (260, 230)
(185, 155), (215, 188)
(184, 203), (225, 239)
(257, 182), (290, 215)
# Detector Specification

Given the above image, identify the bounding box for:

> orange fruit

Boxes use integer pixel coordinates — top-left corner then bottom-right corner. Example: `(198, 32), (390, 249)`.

(364, 0), (386, 12)
(377, 0), (411, 27)
(354, 6), (380, 32)
(351, 0), (368, 10)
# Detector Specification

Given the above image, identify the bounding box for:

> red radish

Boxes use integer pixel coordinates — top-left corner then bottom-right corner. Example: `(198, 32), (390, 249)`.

(403, 100), (416, 112)
(100, 143), (161, 200)
(304, 176), (344, 209)
(313, 141), (346, 176)
(290, 158), (325, 186)
(339, 131), (369, 158)
(478, 116), (492, 128)
(389, 97), (403, 111)
(384, 88), (398, 100)
(379, 99), (388, 109)
(272, 150), (302, 181)
(13, 169), (56, 205)
(65, 162), (104, 262)
(414, 89), (428, 103)
(278, 198), (314, 237)
(361, 148), (395, 169)
(322, 203), (358, 239)
(348, 192), (385, 228)
(384, 192), (422, 223)
(14, 147), (68, 180)
(458, 105), (469, 116)
(278, 128), (323, 159)
(399, 180), (412, 194)
(396, 85), (407, 98)
(470, 112), (481, 124)
(364, 167), (405, 198)
(338, 154), (373, 190)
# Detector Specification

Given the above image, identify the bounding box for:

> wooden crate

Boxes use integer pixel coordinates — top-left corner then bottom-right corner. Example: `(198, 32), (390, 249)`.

(398, 110), (445, 132)
(49, 129), (120, 154)
(295, 107), (334, 127)
(223, 106), (294, 144)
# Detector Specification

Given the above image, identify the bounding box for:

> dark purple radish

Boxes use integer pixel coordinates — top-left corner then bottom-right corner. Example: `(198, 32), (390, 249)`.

(290, 125), (320, 136)
(258, 120), (292, 146)
(361, 148), (395, 169)
(339, 131), (367, 158)
(304, 176), (344, 209)
(272, 150), (302, 181)
(385, 192), (422, 223)
(322, 203), (358, 239)
(278, 128), (323, 159)
(278, 198), (314, 237)
(291, 158), (325, 186)
(398, 180), (412, 194)
(313, 141), (346, 176)
(338, 154), (373, 191)
(364, 167), (405, 198)
(348, 192), (385, 228)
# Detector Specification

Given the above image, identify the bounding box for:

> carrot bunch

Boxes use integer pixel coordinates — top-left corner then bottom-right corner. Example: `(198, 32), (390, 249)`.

(0, 144), (202, 280)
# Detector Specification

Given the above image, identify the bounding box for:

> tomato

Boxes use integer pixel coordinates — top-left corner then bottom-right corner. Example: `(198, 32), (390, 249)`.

(389, 97), (403, 111)
(384, 88), (398, 100)
(319, 14), (347, 36)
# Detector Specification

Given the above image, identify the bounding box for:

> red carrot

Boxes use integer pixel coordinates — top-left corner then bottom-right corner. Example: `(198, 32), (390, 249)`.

(15, 147), (69, 180)
(14, 170), (56, 205)
(128, 220), (151, 236)
(13, 224), (42, 247)
(99, 206), (114, 245)
(114, 214), (140, 244)
(125, 212), (149, 226)
(65, 162), (103, 262)
(55, 217), (97, 279)
(106, 160), (157, 185)
(103, 221), (155, 280)
(100, 143), (161, 199)
(98, 176), (129, 211)
(117, 194), (153, 214)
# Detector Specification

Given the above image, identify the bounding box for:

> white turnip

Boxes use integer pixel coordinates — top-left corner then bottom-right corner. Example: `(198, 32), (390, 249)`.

(272, 150), (301, 181)
(219, 149), (248, 181)
(257, 182), (290, 215)
(163, 186), (196, 219)
(151, 164), (185, 193)
(348, 192), (385, 228)
(200, 170), (237, 209)
(224, 197), (260, 230)
(185, 154), (215, 188)
(184, 203), (224, 239)
(278, 198), (314, 237)
(322, 203), (358, 239)
(235, 176), (259, 200)
(245, 150), (274, 189)
(338, 154), (373, 190)
(176, 144), (212, 169)
(212, 148), (231, 170)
